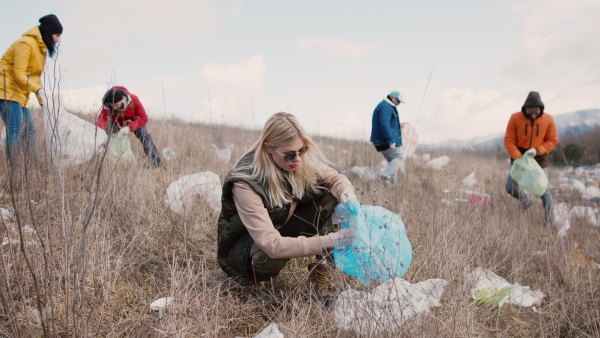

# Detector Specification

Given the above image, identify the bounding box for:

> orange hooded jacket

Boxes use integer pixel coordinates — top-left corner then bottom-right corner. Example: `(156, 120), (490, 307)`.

(504, 91), (558, 168)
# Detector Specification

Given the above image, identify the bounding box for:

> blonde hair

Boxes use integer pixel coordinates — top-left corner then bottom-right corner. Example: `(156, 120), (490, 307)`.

(233, 112), (330, 207)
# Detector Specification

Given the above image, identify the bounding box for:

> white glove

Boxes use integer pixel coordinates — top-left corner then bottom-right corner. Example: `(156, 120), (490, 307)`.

(329, 227), (356, 248)
(340, 191), (358, 204)
(37, 88), (47, 106)
(525, 148), (537, 157)
(119, 126), (131, 136)
(389, 143), (396, 151)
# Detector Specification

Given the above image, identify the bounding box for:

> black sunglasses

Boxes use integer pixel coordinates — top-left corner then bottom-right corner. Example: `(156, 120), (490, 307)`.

(268, 144), (309, 162)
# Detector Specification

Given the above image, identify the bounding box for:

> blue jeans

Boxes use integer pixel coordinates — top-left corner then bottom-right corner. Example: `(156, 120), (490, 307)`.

(378, 146), (405, 182)
(505, 170), (554, 225)
(0, 100), (36, 145)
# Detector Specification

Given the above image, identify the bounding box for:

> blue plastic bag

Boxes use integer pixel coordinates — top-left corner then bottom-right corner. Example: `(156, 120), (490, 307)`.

(333, 200), (412, 287)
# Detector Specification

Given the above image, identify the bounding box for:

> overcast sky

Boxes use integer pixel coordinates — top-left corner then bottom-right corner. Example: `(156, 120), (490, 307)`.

(3, 0), (599, 144)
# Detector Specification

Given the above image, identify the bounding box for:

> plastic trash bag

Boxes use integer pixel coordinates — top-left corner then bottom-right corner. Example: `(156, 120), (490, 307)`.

(466, 267), (545, 308)
(161, 147), (180, 161)
(510, 155), (548, 196)
(334, 277), (447, 335)
(463, 172), (476, 186)
(108, 133), (137, 164)
(42, 99), (107, 167)
(333, 200), (412, 287)
(164, 172), (222, 214)
(425, 156), (450, 169)
(400, 122), (418, 157)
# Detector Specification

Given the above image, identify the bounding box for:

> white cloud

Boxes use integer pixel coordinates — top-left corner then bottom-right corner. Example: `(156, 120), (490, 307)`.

(199, 55), (268, 125)
(296, 37), (378, 59)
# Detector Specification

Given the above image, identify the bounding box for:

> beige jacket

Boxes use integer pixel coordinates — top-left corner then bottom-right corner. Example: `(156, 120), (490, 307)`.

(232, 162), (354, 259)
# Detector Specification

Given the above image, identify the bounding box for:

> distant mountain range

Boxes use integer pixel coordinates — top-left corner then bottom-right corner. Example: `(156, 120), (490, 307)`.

(432, 109), (600, 150)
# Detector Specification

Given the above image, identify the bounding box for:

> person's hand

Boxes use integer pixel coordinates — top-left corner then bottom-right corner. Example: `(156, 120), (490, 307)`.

(389, 143), (396, 151)
(525, 148), (537, 157)
(340, 191), (357, 204)
(37, 89), (47, 106)
(329, 226), (356, 248)
(119, 126), (131, 136)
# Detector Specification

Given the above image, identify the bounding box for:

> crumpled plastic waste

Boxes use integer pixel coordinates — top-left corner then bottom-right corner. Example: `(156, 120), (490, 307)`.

(463, 172), (477, 186)
(1, 208), (14, 221)
(108, 133), (137, 164)
(334, 278), (447, 335)
(568, 179), (600, 200)
(42, 95), (107, 167)
(571, 206), (600, 227)
(237, 323), (284, 338)
(554, 203), (571, 237)
(466, 192), (492, 206)
(150, 297), (173, 311)
(425, 156), (450, 170)
(164, 172), (222, 214)
(342, 166), (377, 181)
(466, 267), (545, 308)
(161, 147), (180, 161)
(510, 155), (548, 196)
(333, 200), (412, 287)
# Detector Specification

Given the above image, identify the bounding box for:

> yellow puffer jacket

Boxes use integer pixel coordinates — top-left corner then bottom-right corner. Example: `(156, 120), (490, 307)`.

(0, 27), (47, 107)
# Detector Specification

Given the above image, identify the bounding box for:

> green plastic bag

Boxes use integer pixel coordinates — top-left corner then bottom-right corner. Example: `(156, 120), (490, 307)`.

(108, 133), (137, 164)
(510, 155), (548, 196)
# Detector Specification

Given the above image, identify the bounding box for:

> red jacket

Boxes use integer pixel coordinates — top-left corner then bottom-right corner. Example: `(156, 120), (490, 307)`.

(96, 86), (148, 131)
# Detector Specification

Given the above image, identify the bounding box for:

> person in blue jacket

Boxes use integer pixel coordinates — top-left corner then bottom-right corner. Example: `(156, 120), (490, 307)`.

(370, 90), (405, 183)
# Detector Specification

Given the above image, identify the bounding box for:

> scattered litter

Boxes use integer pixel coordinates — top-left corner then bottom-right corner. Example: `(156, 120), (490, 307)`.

(572, 249), (599, 270)
(333, 201), (412, 287)
(460, 189), (491, 198)
(455, 198), (468, 203)
(466, 192), (492, 206)
(2, 237), (19, 246)
(212, 144), (232, 162)
(342, 166), (377, 181)
(400, 123), (419, 157)
(164, 172), (222, 214)
(1, 208), (14, 221)
(334, 278), (447, 335)
(239, 323), (285, 338)
(466, 267), (545, 308)
(533, 250), (547, 255)
(150, 297), (173, 311)
(161, 147), (180, 161)
(442, 189), (450, 193)
(425, 156), (450, 170)
(463, 172), (477, 186)
(441, 199), (455, 206)
(554, 203), (571, 237)
(23, 225), (37, 235)
(43, 98), (108, 167)
(571, 206), (600, 227)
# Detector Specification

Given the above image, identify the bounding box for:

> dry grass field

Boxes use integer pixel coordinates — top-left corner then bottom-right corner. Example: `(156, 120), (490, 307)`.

(0, 109), (598, 337)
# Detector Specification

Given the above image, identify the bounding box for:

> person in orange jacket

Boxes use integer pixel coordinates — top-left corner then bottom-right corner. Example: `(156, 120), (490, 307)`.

(504, 91), (558, 227)
(97, 87), (162, 168)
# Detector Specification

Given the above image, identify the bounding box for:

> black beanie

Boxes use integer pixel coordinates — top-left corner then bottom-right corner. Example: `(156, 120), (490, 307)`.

(39, 14), (63, 57)
(103, 88), (126, 107)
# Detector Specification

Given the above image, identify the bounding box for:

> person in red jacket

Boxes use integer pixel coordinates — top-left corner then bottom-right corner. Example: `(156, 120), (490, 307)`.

(504, 91), (558, 227)
(97, 87), (162, 168)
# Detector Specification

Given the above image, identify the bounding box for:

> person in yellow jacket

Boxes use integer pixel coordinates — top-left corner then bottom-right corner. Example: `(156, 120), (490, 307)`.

(504, 91), (559, 227)
(0, 14), (63, 167)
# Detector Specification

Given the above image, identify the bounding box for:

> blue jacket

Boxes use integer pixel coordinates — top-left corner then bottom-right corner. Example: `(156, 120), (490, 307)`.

(370, 98), (402, 146)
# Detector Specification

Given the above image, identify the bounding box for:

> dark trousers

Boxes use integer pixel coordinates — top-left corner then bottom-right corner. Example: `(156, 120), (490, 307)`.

(246, 193), (338, 282)
(108, 121), (161, 168)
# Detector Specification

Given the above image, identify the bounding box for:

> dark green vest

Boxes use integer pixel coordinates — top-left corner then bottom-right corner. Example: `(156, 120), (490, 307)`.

(217, 154), (291, 279)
